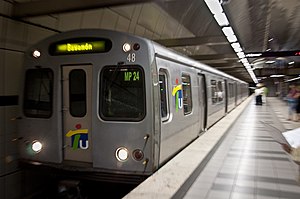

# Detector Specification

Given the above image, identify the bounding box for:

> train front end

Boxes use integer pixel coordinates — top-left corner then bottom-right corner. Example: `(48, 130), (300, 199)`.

(18, 29), (159, 183)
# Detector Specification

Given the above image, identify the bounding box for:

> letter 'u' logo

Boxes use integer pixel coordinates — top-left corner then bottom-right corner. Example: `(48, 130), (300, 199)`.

(172, 79), (183, 112)
(66, 129), (89, 150)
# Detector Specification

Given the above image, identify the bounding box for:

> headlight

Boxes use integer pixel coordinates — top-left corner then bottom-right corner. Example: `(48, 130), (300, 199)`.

(122, 43), (131, 52)
(115, 147), (129, 162)
(31, 140), (42, 153)
(32, 50), (41, 58)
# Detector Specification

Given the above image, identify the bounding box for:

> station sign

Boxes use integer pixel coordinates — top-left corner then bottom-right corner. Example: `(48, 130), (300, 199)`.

(246, 50), (300, 58)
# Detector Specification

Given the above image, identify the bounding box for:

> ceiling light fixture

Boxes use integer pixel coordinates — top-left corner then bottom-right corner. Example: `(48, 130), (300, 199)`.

(246, 53), (262, 57)
(226, 34), (237, 43)
(222, 27), (234, 36)
(204, 0), (258, 83)
(204, 0), (224, 14)
(231, 42), (241, 49)
(214, 13), (229, 26)
(285, 76), (300, 82)
(270, 74), (285, 78)
(237, 52), (245, 59)
(288, 61), (295, 65)
(233, 47), (242, 53)
(265, 60), (275, 64)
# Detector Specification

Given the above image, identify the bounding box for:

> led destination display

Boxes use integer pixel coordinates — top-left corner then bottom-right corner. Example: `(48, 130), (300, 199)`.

(49, 38), (112, 55)
(57, 42), (101, 52)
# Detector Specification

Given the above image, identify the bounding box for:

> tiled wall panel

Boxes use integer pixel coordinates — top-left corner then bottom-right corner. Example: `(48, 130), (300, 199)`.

(138, 4), (161, 33)
(27, 15), (59, 30)
(80, 9), (104, 29)
(3, 20), (27, 51)
(128, 5), (142, 34)
(58, 12), (83, 31)
(133, 24), (146, 37)
(0, 0), (12, 16)
(26, 25), (56, 46)
(0, 134), (4, 175)
(0, 51), (4, 96)
(3, 52), (23, 96)
(5, 171), (22, 199)
(115, 15), (131, 32)
(111, 5), (135, 20)
(100, 9), (119, 30)
(0, 177), (4, 199)
(4, 106), (19, 174)
(161, 18), (179, 38)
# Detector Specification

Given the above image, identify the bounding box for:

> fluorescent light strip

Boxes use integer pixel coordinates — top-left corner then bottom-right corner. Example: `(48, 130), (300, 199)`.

(270, 74), (285, 78)
(240, 58), (248, 63)
(226, 34), (237, 43)
(214, 13), (229, 26)
(237, 52), (245, 58)
(265, 60), (275, 64)
(222, 27), (234, 37)
(285, 76), (300, 82)
(233, 47), (242, 53)
(204, 0), (223, 14)
(231, 42), (241, 49)
(244, 63), (251, 68)
(204, 0), (258, 83)
(246, 53), (262, 57)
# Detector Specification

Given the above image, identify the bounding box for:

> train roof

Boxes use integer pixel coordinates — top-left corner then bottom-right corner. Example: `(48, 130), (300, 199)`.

(28, 28), (247, 85)
(150, 40), (247, 84)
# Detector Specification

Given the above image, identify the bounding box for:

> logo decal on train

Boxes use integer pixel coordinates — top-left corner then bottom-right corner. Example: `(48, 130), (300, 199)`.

(66, 125), (89, 150)
(172, 78), (183, 112)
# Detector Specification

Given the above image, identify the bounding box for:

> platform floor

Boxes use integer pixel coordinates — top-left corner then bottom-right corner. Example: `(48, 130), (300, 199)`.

(182, 97), (300, 199)
(124, 97), (300, 199)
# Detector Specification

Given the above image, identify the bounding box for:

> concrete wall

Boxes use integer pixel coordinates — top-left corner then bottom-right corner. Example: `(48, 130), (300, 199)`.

(0, 0), (57, 198)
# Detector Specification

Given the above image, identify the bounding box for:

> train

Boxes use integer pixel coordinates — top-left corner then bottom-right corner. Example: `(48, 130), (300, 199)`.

(17, 29), (249, 184)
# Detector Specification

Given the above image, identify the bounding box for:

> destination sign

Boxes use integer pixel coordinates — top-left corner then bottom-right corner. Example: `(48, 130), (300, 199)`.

(49, 38), (112, 55)
(124, 71), (140, 81)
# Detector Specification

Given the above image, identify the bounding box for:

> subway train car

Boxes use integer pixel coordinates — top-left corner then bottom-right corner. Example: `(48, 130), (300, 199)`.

(17, 29), (248, 184)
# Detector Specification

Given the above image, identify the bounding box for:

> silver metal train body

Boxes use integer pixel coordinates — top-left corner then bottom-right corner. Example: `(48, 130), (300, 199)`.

(18, 29), (248, 183)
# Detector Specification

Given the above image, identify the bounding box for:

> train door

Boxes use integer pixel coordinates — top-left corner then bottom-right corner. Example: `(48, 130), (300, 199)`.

(62, 65), (92, 162)
(198, 73), (206, 132)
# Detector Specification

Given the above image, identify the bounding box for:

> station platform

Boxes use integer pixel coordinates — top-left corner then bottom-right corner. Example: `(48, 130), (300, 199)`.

(124, 96), (300, 199)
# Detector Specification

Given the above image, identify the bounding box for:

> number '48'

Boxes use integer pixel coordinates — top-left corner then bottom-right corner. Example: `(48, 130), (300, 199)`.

(127, 53), (136, 62)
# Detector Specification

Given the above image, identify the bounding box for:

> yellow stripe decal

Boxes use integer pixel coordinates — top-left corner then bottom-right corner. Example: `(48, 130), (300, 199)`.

(172, 85), (182, 96)
(66, 129), (88, 137)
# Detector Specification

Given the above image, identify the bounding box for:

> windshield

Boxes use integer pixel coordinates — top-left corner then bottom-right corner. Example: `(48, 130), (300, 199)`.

(23, 68), (53, 118)
(99, 65), (146, 121)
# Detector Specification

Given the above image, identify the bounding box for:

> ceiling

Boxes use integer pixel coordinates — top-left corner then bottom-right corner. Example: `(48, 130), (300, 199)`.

(10, 0), (300, 84)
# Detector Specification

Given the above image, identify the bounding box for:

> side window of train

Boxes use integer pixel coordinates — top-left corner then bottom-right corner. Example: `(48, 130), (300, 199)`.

(159, 69), (169, 121)
(217, 81), (223, 102)
(211, 79), (223, 103)
(229, 83), (234, 98)
(182, 74), (192, 115)
(23, 68), (53, 118)
(211, 80), (217, 104)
